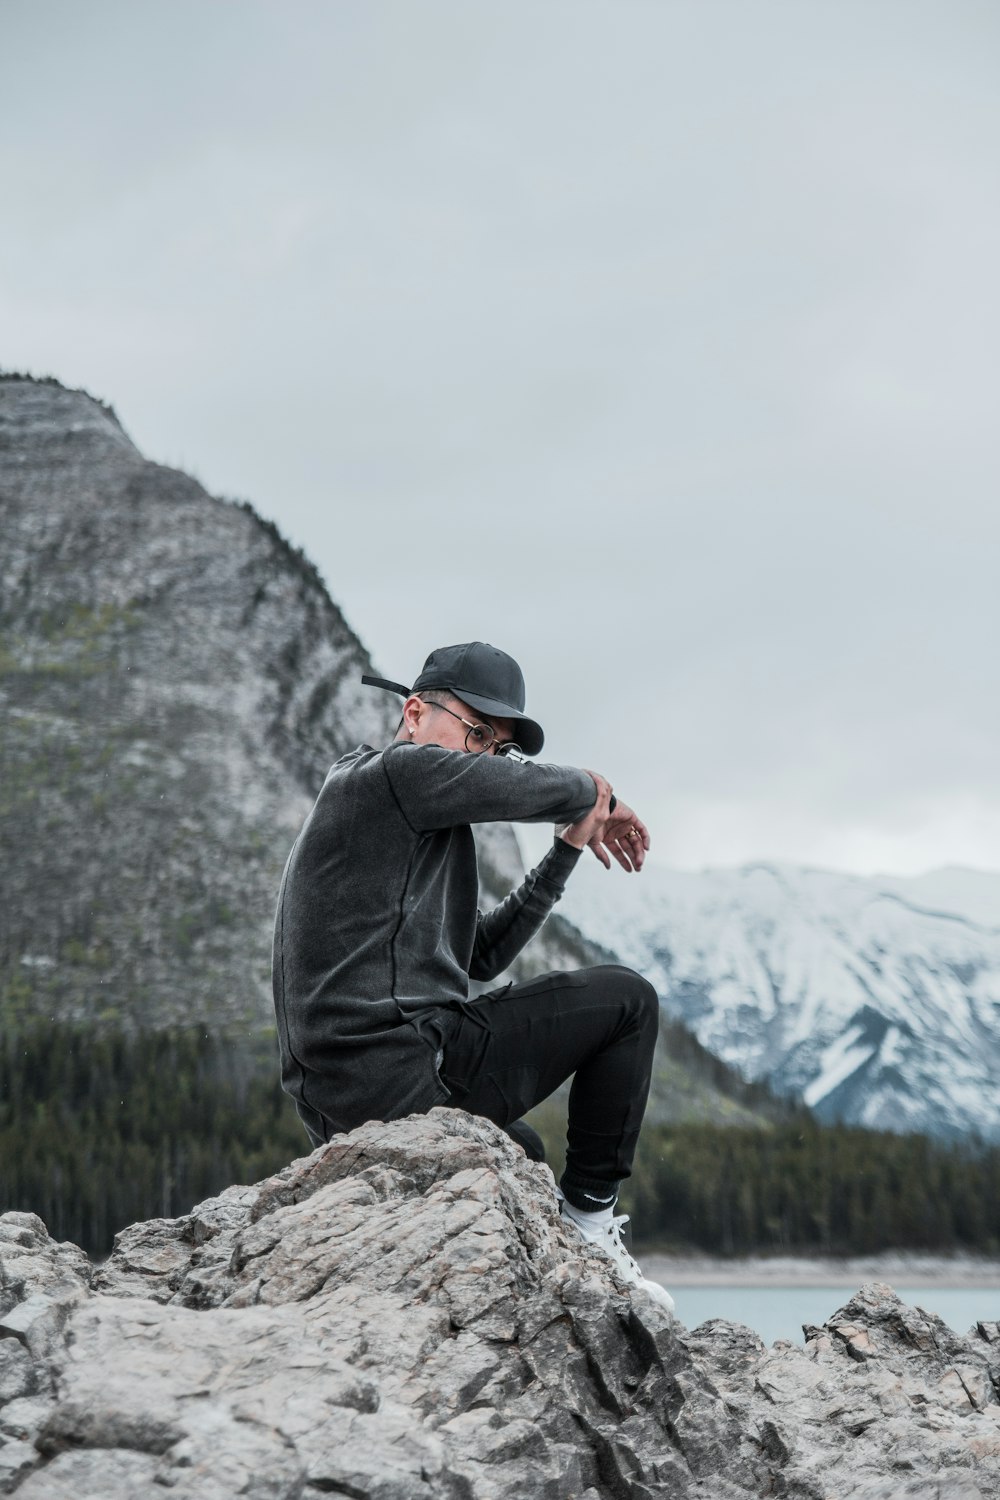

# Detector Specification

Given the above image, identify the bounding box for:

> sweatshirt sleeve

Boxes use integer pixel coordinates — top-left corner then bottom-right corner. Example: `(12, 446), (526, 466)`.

(382, 742), (596, 832)
(470, 838), (582, 981)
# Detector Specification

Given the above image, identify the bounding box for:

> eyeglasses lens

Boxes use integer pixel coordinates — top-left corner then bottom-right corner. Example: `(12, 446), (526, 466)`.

(465, 724), (494, 752)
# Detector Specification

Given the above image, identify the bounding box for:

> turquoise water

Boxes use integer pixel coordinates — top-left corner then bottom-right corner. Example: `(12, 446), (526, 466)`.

(672, 1285), (1000, 1347)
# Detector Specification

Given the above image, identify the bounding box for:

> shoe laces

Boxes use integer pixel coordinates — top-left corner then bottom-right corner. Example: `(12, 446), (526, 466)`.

(603, 1214), (642, 1278)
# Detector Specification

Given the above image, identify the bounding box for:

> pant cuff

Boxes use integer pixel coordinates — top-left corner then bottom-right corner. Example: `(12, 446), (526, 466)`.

(559, 1173), (620, 1213)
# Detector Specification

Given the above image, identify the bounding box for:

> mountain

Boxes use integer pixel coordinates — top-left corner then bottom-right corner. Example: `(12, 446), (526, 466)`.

(558, 859), (1000, 1140)
(0, 373), (594, 1033)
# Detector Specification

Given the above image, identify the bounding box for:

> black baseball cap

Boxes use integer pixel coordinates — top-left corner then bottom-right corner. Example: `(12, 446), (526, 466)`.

(362, 641), (544, 755)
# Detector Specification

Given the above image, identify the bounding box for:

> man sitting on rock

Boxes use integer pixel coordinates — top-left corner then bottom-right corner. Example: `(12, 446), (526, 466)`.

(272, 641), (673, 1311)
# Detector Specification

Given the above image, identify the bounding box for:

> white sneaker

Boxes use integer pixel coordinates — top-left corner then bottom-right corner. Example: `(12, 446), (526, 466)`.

(561, 1205), (675, 1314)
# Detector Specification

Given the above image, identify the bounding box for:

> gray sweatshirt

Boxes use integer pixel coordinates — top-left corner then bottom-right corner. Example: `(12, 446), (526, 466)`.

(272, 740), (596, 1144)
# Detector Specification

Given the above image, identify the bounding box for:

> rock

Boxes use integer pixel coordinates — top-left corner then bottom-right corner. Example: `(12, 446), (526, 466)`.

(2, 1112), (1000, 1497)
(3, 1111), (747, 1498)
(689, 1279), (1000, 1498)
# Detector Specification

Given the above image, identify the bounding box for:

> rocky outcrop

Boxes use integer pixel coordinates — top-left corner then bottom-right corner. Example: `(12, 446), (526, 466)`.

(1, 1111), (998, 1498)
(689, 1294), (1000, 1497)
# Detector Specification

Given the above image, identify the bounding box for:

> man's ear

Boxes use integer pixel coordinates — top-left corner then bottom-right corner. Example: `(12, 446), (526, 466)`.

(401, 695), (424, 738)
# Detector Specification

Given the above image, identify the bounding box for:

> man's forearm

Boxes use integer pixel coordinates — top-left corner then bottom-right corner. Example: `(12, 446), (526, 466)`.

(384, 741), (596, 832)
(469, 840), (582, 980)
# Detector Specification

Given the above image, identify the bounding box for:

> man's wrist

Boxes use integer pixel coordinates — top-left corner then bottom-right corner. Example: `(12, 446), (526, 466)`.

(558, 792), (613, 847)
(549, 836), (583, 867)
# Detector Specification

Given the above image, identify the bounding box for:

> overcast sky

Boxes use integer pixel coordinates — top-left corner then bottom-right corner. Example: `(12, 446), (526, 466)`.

(3, 0), (998, 876)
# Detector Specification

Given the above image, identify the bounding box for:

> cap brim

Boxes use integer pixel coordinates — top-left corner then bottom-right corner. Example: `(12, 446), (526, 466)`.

(454, 689), (544, 756)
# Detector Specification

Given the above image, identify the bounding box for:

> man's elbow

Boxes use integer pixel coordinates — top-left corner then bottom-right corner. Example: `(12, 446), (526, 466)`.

(469, 952), (503, 982)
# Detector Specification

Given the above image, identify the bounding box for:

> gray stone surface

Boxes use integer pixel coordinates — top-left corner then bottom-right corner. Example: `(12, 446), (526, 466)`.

(1, 1111), (999, 1497)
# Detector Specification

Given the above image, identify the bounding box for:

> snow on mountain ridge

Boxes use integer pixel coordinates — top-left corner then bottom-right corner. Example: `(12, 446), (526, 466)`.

(558, 859), (1000, 1139)
(877, 866), (1000, 933)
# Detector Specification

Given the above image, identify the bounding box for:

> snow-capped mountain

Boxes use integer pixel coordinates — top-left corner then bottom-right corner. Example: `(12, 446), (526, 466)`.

(556, 860), (1000, 1140)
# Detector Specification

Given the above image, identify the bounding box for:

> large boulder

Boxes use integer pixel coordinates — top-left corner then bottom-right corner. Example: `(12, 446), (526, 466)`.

(2, 1111), (999, 1498)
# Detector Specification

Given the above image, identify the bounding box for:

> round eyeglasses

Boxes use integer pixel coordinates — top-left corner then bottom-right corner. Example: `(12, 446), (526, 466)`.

(422, 700), (523, 758)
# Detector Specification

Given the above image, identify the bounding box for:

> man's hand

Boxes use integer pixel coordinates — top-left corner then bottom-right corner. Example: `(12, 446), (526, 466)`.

(557, 771), (651, 872)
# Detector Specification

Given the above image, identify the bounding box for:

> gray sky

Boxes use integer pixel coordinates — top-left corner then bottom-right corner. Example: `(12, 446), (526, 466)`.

(3, 0), (999, 875)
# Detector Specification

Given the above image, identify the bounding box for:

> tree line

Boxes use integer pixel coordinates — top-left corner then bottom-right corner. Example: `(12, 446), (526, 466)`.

(2, 1020), (1000, 1258)
(0, 1022), (305, 1254)
(620, 1118), (1000, 1254)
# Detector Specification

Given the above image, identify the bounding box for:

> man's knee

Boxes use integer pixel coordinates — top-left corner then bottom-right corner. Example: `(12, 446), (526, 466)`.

(589, 964), (659, 1029)
(625, 969), (659, 1031)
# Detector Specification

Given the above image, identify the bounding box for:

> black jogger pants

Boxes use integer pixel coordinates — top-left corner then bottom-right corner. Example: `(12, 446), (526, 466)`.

(436, 964), (659, 1211)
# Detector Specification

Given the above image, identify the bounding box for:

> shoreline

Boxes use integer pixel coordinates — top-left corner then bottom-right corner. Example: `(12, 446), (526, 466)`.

(639, 1252), (1000, 1289)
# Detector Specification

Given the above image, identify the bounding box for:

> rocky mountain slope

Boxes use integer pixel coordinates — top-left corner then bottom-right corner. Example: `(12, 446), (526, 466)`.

(2, 1110), (999, 1499)
(0, 373), (592, 1033)
(560, 861), (1000, 1140)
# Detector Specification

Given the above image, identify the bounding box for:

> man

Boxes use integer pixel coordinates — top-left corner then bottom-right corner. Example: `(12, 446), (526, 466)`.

(272, 641), (673, 1310)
